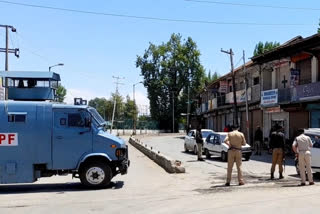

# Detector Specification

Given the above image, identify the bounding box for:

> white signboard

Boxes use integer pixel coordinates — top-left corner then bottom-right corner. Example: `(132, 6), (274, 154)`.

(0, 133), (18, 146)
(261, 89), (278, 106)
(225, 88), (252, 104)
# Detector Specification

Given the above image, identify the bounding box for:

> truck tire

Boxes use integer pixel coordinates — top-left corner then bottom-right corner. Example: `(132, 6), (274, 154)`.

(80, 162), (112, 188)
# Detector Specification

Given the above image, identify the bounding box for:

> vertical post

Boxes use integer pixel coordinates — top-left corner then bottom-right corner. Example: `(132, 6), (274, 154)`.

(5, 26), (9, 71)
(229, 49), (238, 126)
(187, 84), (190, 131)
(243, 50), (250, 145)
(221, 48), (238, 126)
(133, 84), (136, 135)
(111, 93), (117, 134)
(172, 91), (175, 133)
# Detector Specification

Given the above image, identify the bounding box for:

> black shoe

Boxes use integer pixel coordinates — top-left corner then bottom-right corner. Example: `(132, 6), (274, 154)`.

(198, 158), (204, 161)
(301, 183), (306, 186)
(279, 173), (284, 179)
(225, 183), (230, 186)
(309, 182), (315, 185)
(239, 181), (245, 186)
(271, 173), (274, 180)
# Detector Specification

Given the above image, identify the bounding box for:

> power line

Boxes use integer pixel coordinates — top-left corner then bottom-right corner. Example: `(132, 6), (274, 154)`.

(0, 0), (311, 26)
(185, 0), (320, 11)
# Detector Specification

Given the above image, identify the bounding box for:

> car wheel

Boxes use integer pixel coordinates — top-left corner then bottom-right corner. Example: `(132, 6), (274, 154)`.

(205, 149), (211, 159)
(184, 143), (188, 152)
(221, 151), (228, 162)
(244, 156), (250, 161)
(80, 162), (112, 188)
(194, 146), (198, 155)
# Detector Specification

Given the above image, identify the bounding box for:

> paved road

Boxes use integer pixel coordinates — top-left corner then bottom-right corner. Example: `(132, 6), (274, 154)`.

(0, 135), (320, 214)
(135, 134), (300, 186)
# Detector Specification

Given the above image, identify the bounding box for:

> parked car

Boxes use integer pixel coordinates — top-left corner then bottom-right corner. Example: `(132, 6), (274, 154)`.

(294, 128), (320, 175)
(203, 132), (252, 161)
(184, 129), (214, 154)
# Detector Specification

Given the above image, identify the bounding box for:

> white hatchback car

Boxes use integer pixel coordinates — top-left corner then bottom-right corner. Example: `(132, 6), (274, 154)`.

(203, 132), (252, 161)
(294, 128), (320, 175)
(184, 129), (214, 154)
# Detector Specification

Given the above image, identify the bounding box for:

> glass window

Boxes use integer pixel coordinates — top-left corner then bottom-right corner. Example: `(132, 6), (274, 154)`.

(8, 114), (26, 123)
(254, 77), (260, 85)
(68, 113), (84, 127)
(201, 131), (213, 139)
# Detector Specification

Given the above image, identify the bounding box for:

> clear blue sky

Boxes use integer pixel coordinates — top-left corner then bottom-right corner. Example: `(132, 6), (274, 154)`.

(0, 0), (319, 105)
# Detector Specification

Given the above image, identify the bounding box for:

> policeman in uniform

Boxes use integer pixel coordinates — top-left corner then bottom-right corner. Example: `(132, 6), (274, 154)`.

(292, 129), (314, 186)
(224, 125), (246, 186)
(270, 125), (285, 179)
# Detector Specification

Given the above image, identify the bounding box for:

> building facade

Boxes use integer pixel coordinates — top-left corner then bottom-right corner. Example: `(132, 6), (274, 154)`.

(197, 33), (320, 145)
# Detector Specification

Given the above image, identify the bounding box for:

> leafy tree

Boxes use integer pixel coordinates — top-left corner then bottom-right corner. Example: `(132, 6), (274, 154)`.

(123, 95), (138, 121)
(56, 84), (67, 103)
(318, 19), (320, 33)
(136, 33), (205, 131)
(253, 41), (280, 56)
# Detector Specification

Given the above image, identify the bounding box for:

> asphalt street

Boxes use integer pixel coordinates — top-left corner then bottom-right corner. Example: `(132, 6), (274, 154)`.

(0, 134), (319, 214)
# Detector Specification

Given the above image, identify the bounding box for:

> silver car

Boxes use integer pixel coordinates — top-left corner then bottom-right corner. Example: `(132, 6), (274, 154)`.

(184, 129), (214, 154)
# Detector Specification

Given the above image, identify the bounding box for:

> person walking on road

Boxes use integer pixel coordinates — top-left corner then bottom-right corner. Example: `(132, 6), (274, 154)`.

(292, 129), (315, 186)
(254, 126), (263, 156)
(224, 125), (246, 186)
(270, 125), (285, 180)
(195, 126), (204, 161)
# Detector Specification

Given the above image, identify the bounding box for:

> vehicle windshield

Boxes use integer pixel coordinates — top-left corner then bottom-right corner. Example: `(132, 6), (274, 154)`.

(88, 108), (105, 126)
(201, 131), (213, 138)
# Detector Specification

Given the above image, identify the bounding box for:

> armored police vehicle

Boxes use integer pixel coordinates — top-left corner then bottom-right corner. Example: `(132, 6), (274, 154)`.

(0, 71), (129, 188)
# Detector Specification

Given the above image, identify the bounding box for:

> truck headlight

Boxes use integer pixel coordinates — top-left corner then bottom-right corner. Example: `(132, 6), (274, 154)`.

(115, 148), (126, 158)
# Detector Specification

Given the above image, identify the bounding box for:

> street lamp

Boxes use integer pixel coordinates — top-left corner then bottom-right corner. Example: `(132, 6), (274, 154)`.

(49, 63), (64, 72)
(133, 81), (143, 135)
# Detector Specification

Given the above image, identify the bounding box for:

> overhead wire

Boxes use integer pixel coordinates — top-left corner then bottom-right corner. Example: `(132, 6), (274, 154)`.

(184, 0), (320, 11)
(0, 0), (311, 26)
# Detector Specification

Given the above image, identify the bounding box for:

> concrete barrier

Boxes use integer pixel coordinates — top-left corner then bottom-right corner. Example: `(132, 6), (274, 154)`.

(129, 137), (185, 174)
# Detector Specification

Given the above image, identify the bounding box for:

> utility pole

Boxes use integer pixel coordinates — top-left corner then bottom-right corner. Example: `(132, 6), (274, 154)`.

(172, 91), (175, 133)
(243, 50), (250, 145)
(111, 76), (124, 134)
(0, 25), (19, 100)
(221, 48), (238, 126)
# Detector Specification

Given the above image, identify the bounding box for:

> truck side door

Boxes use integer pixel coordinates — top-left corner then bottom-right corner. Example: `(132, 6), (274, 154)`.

(52, 108), (92, 169)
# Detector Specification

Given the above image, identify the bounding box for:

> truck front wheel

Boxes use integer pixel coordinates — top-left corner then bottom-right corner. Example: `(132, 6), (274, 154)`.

(80, 162), (112, 188)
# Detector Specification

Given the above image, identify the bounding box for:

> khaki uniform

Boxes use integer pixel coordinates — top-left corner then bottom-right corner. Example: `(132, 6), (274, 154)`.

(293, 134), (313, 184)
(224, 130), (246, 184)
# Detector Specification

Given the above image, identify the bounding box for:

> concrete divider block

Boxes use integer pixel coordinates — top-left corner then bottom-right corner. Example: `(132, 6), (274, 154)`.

(129, 137), (185, 174)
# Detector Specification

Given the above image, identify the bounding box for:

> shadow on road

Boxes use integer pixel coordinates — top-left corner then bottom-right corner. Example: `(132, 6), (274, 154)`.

(0, 181), (124, 194)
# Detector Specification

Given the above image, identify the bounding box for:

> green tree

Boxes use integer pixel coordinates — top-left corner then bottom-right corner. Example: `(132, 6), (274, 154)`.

(56, 84), (67, 103)
(136, 33), (205, 131)
(253, 41), (280, 56)
(318, 19), (320, 33)
(123, 95), (138, 120)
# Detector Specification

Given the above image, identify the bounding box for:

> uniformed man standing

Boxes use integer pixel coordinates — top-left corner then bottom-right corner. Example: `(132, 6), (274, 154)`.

(195, 126), (204, 161)
(292, 129), (315, 186)
(224, 125), (246, 186)
(269, 125), (285, 179)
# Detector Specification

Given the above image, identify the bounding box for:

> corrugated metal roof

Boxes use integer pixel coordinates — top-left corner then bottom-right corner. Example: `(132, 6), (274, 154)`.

(0, 71), (61, 81)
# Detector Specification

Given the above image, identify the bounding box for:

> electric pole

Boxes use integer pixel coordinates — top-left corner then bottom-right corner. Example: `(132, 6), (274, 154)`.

(111, 76), (124, 134)
(243, 50), (250, 145)
(0, 24), (19, 100)
(221, 48), (238, 126)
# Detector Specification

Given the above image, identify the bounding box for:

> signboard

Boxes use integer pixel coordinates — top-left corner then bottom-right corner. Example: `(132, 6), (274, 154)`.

(261, 89), (278, 106)
(219, 81), (228, 93)
(290, 69), (300, 88)
(296, 82), (320, 101)
(225, 88), (252, 104)
(0, 78), (4, 100)
(0, 133), (18, 146)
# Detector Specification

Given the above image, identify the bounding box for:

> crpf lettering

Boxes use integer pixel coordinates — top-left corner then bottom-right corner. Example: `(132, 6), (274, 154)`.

(8, 134), (15, 145)
(0, 134), (5, 144)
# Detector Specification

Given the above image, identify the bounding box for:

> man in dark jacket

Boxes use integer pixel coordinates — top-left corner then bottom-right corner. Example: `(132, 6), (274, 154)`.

(254, 126), (263, 155)
(195, 126), (204, 161)
(269, 125), (285, 179)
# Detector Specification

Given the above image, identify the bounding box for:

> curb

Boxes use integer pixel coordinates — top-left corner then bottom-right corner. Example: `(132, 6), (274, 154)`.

(129, 137), (185, 174)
